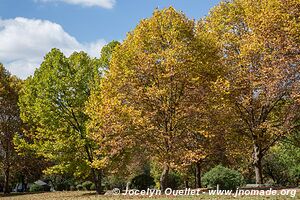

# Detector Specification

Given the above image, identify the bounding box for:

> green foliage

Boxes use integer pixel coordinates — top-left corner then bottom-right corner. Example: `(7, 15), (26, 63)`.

(263, 142), (300, 186)
(166, 172), (182, 190)
(90, 183), (96, 191)
(18, 48), (100, 180)
(202, 165), (244, 190)
(82, 181), (93, 191)
(99, 40), (120, 71)
(56, 181), (71, 191)
(43, 174), (75, 191)
(29, 184), (45, 192)
(103, 175), (127, 190)
(131, 174), (155, 190)
(76, 184), (83, 191)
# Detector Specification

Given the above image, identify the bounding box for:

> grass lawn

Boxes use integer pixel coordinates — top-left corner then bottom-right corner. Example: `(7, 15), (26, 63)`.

(0, 191), (299, 200)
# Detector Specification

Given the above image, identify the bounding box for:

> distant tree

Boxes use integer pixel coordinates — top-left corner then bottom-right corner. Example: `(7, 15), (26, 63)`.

(0, 64), (22, 194)
(263, 143), (300, 186)
(205, 0), (300, 184)
(14, 131), (52, 192)
(17, 49), (103, 193)
(98, 40), (120, 71)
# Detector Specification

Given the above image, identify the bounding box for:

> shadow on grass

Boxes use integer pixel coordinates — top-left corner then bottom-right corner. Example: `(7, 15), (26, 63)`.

(0, 192), (47, 198)
(80, 192), (98, 196)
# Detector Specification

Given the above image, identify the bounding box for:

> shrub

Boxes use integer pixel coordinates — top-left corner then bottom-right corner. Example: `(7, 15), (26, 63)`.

(131, 174), (155, 190)
(90, 183), (96, 190)
(56, 181), (71, 191)
(76, 184), (83, 191)
(43, 174), (76, 191)
(202, 165), (244, 190)
(70, 185), (76, 191)
(82, 181), (93, 191)
(103, 175), (127, 190)
(167, 172), (182, 190)
(263, 144), (300, 186)
(29, 184), (44, 192)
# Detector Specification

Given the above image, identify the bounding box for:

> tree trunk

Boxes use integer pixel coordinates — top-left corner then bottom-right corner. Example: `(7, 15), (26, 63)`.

(92, 169), (102, 194)
(160, 164), (169, 192)
(185, 179), (189, 188)
(195, 161), (202, 188)
(82, 138), (102, 194)
(20, 175), (25, 192)
(253, 143), (263, 185)
(4, 166), (10, 194)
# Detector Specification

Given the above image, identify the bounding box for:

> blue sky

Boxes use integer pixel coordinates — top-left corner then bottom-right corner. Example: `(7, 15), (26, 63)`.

(0, 0), (220, 78)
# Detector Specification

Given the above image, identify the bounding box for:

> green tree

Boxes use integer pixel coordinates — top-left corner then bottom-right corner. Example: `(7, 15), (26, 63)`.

(0, 64), (22, 194)
(17, 49), (103, 193)
(204, 0), (300, 184)
(98, 40), (120, 71)
(263, 143), (300, 186)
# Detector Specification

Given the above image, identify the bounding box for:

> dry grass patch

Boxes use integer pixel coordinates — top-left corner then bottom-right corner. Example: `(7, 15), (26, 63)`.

(0, 191), (299, 200)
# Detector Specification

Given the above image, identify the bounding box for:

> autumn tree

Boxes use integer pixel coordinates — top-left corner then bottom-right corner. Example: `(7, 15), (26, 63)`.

(0, 64), (22, 194)
(87, 7), (221, 191)
(17, 49), (103, 193)
(204, 0), (300, 184)
(87, 40), (146, 185)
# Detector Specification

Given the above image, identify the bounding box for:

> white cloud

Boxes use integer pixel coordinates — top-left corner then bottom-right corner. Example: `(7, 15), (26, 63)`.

(37, 0), (116, 9)
(0, 17), (106, 79)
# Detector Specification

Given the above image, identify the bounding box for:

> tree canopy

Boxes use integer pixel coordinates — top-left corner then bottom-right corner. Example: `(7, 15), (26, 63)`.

(17, 49), (103, 193)
(2, 0), (299, 194)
